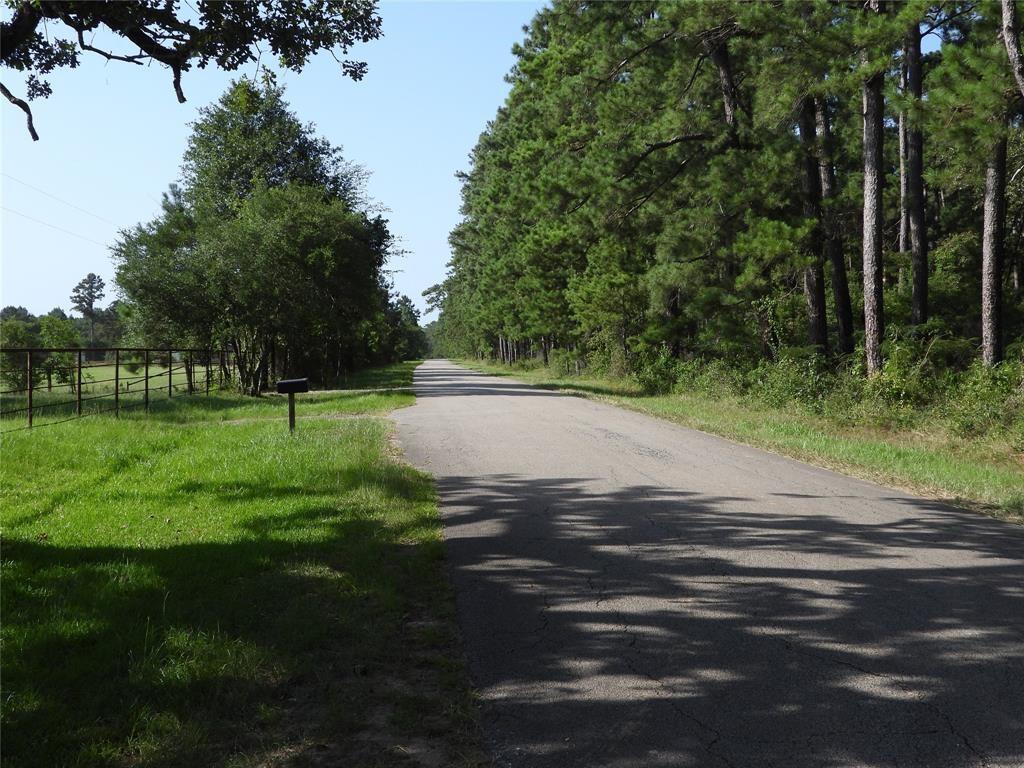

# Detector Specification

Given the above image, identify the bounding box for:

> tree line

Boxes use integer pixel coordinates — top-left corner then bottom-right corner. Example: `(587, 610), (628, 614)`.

(1, 273), (122, 352)
(428, 0), (1024, 385)
(0, 78), (427, 396)
(3, 1), (422, 397)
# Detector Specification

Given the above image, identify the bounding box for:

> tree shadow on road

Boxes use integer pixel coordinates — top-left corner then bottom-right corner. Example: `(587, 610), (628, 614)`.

(413, 368), (562, 398)
(436, 473), (1024, 767)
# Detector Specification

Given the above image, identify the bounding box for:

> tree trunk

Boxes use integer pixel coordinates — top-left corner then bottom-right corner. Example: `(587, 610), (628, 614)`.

(754, 298), (778, 361)
(703, 32), (742, 146)
(1002, 0), (1024, 99)
(1013, 250), (1022, 299)
(231, 337), (248, 394)
(905, 25), (928, 325)
(798, 98), (829, 354)
(664, 287), (684, 357)
(982, 135), (1007, 366)
(814, 98), (855, 356)
(231, 333), (270, 395)
(898, 107), (909, 255)
(862, 56), (885, 376)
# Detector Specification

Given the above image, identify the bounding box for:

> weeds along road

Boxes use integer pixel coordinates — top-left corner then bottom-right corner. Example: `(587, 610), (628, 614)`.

(394, 360), (1024, 768)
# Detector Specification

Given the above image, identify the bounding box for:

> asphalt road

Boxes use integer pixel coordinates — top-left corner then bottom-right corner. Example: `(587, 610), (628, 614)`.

(394, 360), (1024, 768)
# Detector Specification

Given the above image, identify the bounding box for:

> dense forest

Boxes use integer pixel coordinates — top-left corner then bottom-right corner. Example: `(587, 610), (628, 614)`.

(429, 0), (1024, 409)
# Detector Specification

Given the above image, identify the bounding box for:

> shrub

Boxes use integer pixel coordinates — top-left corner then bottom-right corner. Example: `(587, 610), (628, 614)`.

(633, 346), (677, 394)
(121, 356), (143, 374)
(867, 340), (940, 407)
(674, 358), (745, 398)
(947, 361), (1024, 438)
(817, 368), (868, 426)
(605, 337), (1024, 447)
(548, 347), (586, 377)
(1005, 339), (1024, 364)
(925, 338), (976, 370)
(586, 329), (630, 379)
(746, 350), (832, 410)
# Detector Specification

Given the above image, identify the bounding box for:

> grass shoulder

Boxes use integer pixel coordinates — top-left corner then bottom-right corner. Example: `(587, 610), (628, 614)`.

(1, 360), (486, 767)
(459, 358), (1024, 522)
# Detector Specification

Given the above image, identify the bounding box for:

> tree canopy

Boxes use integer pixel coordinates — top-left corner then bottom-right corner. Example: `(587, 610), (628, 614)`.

(114, 77), (421, 394)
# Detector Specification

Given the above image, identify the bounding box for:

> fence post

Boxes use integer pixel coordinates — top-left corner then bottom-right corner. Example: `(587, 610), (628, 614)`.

(26, 351), (33, 428)
(168, 350), (173, 398)
(144, 350), (150, 411)
(187, 351), (193, 395)
(77, 350), (82, 415)
(114, 349), (120, 417)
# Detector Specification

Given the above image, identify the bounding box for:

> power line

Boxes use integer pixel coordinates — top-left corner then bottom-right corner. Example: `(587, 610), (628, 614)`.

(1, 206), (110, 247)
(1, 173), (117, 225)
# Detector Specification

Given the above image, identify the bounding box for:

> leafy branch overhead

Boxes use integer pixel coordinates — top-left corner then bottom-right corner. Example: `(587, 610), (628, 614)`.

(0, 0), (382, 140)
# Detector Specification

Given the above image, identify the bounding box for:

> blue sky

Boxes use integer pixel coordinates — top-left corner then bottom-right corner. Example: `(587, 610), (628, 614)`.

(0, 1), (544, 320)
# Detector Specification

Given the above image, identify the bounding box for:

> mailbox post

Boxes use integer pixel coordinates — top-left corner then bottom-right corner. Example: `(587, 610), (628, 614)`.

(276, 378), (309, 433)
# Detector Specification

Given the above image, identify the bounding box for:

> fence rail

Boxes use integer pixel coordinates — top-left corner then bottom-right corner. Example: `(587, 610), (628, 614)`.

(0, 347), (235, 433)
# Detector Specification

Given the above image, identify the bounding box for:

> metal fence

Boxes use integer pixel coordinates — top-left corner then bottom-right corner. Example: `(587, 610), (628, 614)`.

(0, 347), (235, 433)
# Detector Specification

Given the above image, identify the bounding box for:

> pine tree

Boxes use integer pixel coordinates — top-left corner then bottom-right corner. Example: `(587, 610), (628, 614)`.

(69, 273), (105, 343)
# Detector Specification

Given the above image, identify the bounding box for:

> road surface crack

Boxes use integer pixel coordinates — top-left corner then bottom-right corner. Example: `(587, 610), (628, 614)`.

(783, 640), (991, 766)
(614, 612), (737, 768)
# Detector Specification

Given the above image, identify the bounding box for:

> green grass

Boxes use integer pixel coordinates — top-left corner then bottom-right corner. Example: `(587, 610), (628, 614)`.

(336, 360), (423, 391)
(462, 359), (1024, 521)
(1, 361), (486, 767)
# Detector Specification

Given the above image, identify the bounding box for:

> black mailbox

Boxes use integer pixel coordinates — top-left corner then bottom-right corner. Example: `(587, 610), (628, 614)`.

(276, 378), (309, 433)
(276, 378), (309, 394)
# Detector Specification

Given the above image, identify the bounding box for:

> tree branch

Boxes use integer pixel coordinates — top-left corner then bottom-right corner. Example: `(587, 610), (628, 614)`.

(98, 19), (195, 102)
(75, 29), (146, 65)
(617, 133), (708, 180)
(921, 4), (977, 35)
(607, 28), (676, 81)
(615, 156), (694, 222)
(680, 53), (707, 99)
(0, 81), (39, 140)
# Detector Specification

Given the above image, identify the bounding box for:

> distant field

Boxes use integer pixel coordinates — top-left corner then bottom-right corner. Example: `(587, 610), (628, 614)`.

(1, 361), (486, 767)
(1, 359), (204, 430)
(1, 358), (417, 430)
